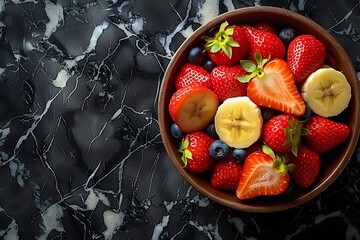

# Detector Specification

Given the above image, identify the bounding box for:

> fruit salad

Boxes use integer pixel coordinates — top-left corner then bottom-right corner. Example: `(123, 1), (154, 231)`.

(168, 21), (352, 200)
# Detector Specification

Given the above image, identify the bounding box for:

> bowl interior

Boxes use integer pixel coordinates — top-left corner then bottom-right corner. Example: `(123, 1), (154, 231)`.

(158, 6), (360, 212)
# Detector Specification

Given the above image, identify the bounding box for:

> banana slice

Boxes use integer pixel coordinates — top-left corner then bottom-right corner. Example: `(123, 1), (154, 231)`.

(214, 96), (263, 148)
(301, 68), (351, 117)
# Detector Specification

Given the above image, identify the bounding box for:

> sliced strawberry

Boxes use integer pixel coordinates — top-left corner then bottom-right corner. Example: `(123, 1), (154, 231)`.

(180, 132), (215, 174)
(175, 63), (211, 90)
(210, 65), (248, 101)
(241, 25), (285, 62)
(238, 52), (305, 116)
(303, 115), (350, 153)
(287, 34), (326, 83)
(211, 155), (242, 190)
(204, 21), (249, 65)
(236, 146), (295, 200)
(169, 86), (219, 133)
(289, 145), (321, 188)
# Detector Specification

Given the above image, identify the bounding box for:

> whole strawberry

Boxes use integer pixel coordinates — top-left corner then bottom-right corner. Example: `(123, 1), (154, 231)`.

(210, 65), (248, 101)
(289, 145), (321, 189)
(211, 156), (242, 190)
(303, 115), (350, 153)
(175, 63), (211, 90)
(254, 22), (278, 35)
(241, 25), (285, 62)
(263, 114), (305, 156)
(287, 34), (326, 83)
(179, 132), (215, 174)
(204, 21), (249, 66)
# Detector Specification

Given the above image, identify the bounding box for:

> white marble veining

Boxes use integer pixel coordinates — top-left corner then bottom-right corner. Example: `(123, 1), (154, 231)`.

(0, 0), (359, 239)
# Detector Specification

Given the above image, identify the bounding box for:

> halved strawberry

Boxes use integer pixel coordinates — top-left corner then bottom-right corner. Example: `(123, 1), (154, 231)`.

(287, 34), (326, 83)
(180, 132), (215, 174)
(241, 25), (285, 62)
(175, 63), (211, 90)
(169, 86), (219, 133)
(210, 65), (248, 101)
(203, 21), (249, 66)
(238, 52), (305, 116)
(236, 145), (295, 200)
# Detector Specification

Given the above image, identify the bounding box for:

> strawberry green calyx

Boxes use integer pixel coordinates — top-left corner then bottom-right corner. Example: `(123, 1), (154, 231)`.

(203, 21), (240, 59)
(237, 51), (270, 83)
(179, 136), (192, 167)
(284, 118), (309, 156)
(262, 145), (295, 174)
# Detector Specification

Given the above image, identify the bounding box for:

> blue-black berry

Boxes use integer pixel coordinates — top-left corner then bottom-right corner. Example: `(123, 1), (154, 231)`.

(209, 140), (229, 160)
(279, 27), (297, 46)
(232, 148), (247, 163)
(206, 122), (219, 139)
(170, 123), (184, 139)
(203, 59), (216, 72)
(188, 47), (206, 65)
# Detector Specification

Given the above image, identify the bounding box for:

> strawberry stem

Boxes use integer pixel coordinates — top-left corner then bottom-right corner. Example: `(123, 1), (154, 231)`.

(203, 21), (240, 59)
(262, 145), (296, 174)
(237, 52), (270, 82)
(179, 136), (192, 167)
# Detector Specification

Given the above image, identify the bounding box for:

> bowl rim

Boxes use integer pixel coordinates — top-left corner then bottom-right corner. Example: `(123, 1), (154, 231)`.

(158, 6), (360, 212)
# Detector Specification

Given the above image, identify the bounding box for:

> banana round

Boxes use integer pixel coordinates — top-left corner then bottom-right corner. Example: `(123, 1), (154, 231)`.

(214, 96), (263, 148)
(301, 68), (351, 117)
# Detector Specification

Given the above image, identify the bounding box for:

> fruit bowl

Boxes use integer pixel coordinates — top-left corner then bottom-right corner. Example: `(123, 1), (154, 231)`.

(158, 6), (360, 212)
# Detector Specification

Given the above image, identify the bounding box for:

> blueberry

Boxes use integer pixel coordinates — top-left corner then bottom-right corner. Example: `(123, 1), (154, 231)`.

(279, 27), (297, 45)
(261, 107), (278, 123)
(209, 140), (229, 160)
(203, 59), (216, 72)
(206, 122), (219, 139)
(232, 148), (247, 163)
(188, 47), (206, 65)
(170, 123), (184, 139)
(299, 103), (312, 121)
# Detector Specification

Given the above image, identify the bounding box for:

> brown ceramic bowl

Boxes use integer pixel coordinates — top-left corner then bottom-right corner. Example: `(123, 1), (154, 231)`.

(158, 6), (360, 212)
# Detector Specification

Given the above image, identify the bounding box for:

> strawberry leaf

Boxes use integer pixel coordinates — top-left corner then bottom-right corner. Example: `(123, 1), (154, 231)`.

(283, 117), (305, 156)
(203, 21), (239, 59)
(179, 136), (192, 167)
(240, 60), (257, 73)
(237, 73), (256, 83)
(263, 145), (295, 174)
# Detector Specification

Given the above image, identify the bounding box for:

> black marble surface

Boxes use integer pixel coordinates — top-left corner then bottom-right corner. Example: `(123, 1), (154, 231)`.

(0, 0), (359, 239)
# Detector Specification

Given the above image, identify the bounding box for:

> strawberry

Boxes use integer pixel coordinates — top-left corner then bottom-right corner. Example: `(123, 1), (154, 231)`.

(289, 145), (321, 188)
(262, 114), (306, 156)
(179, 132), (215, 174)
(238, 52), (305, 116)
(241, 25), (285, 62)
(211, 156), (242, 190)
(210, 65), (248, 101)
(175, 63), (211, 90)
(287, 34), (326, 83)
(254, 22), (278, 35)
(204, 21), (249, 66)
(303, 115), (350, 153)
(325, 52), (337, 69)
(236, 145), (295, 199)
(169, 85), (219, 133)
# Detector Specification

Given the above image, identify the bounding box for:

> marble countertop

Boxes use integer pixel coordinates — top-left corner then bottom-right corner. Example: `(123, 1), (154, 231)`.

(0, 0), (359, 239)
